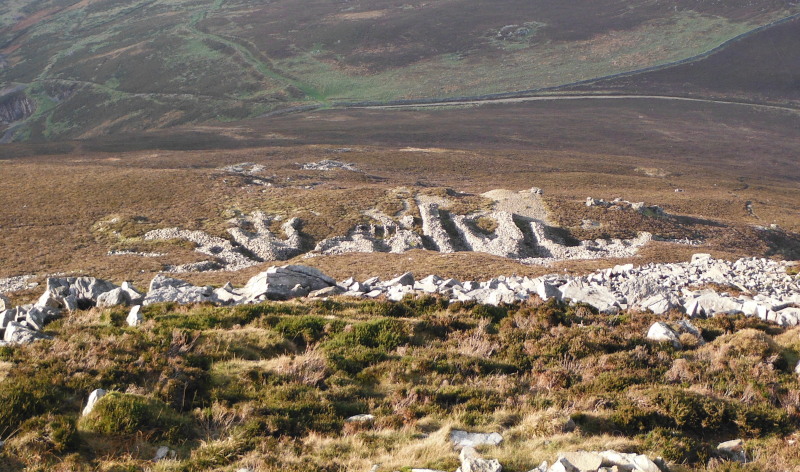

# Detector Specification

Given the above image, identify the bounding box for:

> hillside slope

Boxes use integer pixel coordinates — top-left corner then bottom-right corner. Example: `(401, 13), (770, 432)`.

(566, 16), (800, 104)
(0, 0), (798, 141)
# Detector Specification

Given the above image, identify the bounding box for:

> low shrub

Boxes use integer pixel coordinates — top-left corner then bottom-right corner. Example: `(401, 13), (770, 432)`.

(7, 413), (80, 456)
(79, 392), (191, 442)
(0, 376), (66, 437)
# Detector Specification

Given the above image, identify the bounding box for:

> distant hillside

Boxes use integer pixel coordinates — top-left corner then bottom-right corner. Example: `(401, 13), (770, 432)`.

(0, 0), (798, 141)
(566, 16), (800, 104)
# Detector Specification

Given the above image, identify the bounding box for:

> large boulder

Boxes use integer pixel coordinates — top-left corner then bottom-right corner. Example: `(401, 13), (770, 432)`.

(686, 291), (743, 316)
(3, 321), (51, 344)
(240, 265), (335, 301)
(127, 305), (143, 327)
(96, 282), (144, 308)
(717, 439), (746, 463)
(143, 275), (217, 306)
(559, 280), (620, 314)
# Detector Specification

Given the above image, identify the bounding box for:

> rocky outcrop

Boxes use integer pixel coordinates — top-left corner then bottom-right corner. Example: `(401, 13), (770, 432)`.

(451, 211), (526, 259)
(418, 199), (456, 253)
(144, 228), (257, 271)
(301, 159), (358, 171)
(315, 223), (424, 255)
(0, 88), (35, 124)
(227, 212), (303, 261)
(35, 276), (119, 311)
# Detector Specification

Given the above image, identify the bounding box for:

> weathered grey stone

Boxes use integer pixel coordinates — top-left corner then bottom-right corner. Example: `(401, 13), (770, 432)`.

(559, 280), (619, 314)
(560, 451), (602, 472)
(775, 307), (800, 327)
(547, 458), (577, 472)
(0, 309), (13, 329)
(0, 294), (10, 311)
(457, 446), (502, 472)
(83, 388), (106, 416)
(387, 272), (415, 287)
(596, 451), (660, 472)
(143, 275), (216, 305)
(96, 287), (130, 308)
(691, 291), (744, 316)
(241, 265), (335, 301)
(639, 292), (680, 315)
(37, 276), (118, 310)
(717, 439), (746, 463)
(450, 430), (503, 448)
(535, 280), (561, 301)
(3, 321), (50, 344)
(213, 283), (244, 305)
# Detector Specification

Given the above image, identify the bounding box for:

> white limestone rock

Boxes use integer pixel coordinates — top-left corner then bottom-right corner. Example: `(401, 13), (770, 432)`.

(647, 322), (682, 349)
(127, 305), (143, 327)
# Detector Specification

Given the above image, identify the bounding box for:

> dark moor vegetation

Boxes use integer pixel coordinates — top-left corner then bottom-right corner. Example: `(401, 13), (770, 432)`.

(1, 0), (798, 141)
(1, 296), (799, 471)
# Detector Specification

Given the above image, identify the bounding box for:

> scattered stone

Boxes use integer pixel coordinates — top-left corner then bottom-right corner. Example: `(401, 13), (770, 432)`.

(228, 212), (303, 261)
(559, 280), (619, 314)
(83, 388), (106, 416)
(240, 265), (335, 301)
(717, 439), (746, 463)
(153, 445), (175, 461)
(144, 228), (257, 271)
(345, 414), (375, 423)
(309, 286), (346, 298)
